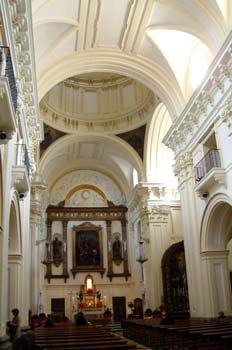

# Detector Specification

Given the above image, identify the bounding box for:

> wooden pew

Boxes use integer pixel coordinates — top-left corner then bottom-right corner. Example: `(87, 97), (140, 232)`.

(34, 323), (151, 350)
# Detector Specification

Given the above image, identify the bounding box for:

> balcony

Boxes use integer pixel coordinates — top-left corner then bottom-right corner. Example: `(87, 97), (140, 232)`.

(12, 144), (30, 195)
(0, 46), (18, 142)
(194, 149), (226, 196)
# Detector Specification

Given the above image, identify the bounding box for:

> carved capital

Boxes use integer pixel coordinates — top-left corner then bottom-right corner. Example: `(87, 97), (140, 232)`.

(221, 95), (232, 136)
(141, 205), (170, 224)
(174, 152), (193, 183)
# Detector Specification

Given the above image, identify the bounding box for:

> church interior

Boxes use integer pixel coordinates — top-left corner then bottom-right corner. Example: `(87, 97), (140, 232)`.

(1, 0), (232, 348)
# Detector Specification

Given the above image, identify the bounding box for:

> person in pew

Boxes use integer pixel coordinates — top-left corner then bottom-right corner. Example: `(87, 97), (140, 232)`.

(38, 313), (47, 326)
(61, 316), (71, 324)
(75, 311), (88, 326)
(160, 306), (175, 325)
(30, 314), (41, 328)
(44, 314), (54, 328)
(218, 310), (226, 319)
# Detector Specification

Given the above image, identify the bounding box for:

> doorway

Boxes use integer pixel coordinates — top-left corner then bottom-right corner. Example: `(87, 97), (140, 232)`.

(112, 296), (126, 321)
(51, 298), (65, 321)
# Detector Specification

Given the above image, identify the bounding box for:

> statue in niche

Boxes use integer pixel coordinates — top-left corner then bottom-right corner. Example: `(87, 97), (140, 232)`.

(112, 236), (122, 265)
(52, 236), (63, 266)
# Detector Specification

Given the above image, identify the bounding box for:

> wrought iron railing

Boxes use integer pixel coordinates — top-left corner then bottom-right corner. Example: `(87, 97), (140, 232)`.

(0, 46), (17, 111)
(15, 143), (30, 178)
(194, 149), (221, 184)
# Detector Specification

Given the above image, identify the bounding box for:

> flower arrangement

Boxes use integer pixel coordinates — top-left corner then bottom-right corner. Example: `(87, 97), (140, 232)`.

(153, 304), (165, 318)
(96, 300), (103, 307)
(78, 301), (86, 308)
(87, 288), (93, 293)
(144, 308), (153, 317)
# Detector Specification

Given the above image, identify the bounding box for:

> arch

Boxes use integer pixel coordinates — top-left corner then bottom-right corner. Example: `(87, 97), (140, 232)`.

(200, 193), (232, 252)
(145, 103), (176, 188)
(8, 194), (22, 255)
(38, 133), (145, 188)
(7, 192), (22, 318)
(65, 184), (108, 206)
(162, 241), (189, 315)
(37, 51), (184, 119)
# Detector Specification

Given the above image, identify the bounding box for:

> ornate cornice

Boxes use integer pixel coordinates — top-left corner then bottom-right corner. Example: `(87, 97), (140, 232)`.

(128, 182), (174, 213)
(40, 81), (160, 134)
(30, 174), (47, 224)
(163, 33), (232, 157)
(6, 0), (42, 172)
(220, 93), (232, 136)
(173, 152), (194, 184)
(141, 205), (170, 224)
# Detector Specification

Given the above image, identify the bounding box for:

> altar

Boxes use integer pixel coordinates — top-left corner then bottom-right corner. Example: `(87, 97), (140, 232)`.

(77, 275), (104, 316)
(72, 310), (104, 322)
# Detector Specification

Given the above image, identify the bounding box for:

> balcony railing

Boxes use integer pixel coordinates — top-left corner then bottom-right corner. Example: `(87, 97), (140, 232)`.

(15, 143), (30, 178)
(194, 149), (221, 184)
(0, 46), (17, 111)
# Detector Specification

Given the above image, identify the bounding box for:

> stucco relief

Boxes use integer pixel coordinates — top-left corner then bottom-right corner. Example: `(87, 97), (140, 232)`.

(50, 170), (124, 205)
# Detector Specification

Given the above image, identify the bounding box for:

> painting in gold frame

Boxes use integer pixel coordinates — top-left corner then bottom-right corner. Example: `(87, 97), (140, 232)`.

(71, 222), (105, 278)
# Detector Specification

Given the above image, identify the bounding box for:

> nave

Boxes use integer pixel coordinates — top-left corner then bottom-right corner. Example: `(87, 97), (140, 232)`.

(1, 2), (232, 350)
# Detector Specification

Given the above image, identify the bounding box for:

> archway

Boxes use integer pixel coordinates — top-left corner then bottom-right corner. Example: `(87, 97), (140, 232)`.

(162, 241), (189, 318)
(200, 193), (232, 316)
(7, 195), (22, 319)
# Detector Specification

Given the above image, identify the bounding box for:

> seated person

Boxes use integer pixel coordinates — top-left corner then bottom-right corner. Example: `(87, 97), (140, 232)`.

(44, 315), (54, 328)
(30, 315), (41, 328)
(160, 308), (175, 325)
(38, 313), (47, 325)
(75, 312), (87, 326)
(218, 311), (226, 319)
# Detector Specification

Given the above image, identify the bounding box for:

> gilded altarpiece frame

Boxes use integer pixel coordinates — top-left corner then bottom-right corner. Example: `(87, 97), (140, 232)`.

(71, 222), (105, 277)
(44, 205), (130, 282)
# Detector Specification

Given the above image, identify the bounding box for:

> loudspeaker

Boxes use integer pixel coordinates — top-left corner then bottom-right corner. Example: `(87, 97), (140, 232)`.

(0, 131), (7, 140)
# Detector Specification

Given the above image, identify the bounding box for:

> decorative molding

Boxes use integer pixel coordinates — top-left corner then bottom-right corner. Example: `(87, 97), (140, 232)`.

(11, 165), (30, 194)
(30, 176), (47, 224)
(220, 93), (232, 136)
(163, 33), (232, 156)
(141, 205), (170, 224)
(47, 206), (128, 222)
(7, 0), (42, 173)
(50, 170), (125, 206)
(195, 168), (227, 198)
(40, 80), (159, 134)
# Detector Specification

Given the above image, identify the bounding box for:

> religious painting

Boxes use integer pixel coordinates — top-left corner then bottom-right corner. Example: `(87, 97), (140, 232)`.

(71, 222), (105, 277)
(40, 123), (66, 157)
(117, 124), (146, 160)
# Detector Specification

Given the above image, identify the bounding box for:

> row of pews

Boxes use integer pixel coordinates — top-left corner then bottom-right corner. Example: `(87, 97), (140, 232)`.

(121, 318), (232, 350)
(34, 323), (151, 350)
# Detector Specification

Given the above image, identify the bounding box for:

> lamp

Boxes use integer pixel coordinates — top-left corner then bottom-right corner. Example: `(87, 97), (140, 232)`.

(136, 241), (148, 281)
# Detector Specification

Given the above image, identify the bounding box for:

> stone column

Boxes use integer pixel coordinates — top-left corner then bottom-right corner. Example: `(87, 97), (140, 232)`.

(140, 205), (172, 310)
(174, 152), (205, 317)
(201, 250), (232, 317)
(30, 176), (47, 312)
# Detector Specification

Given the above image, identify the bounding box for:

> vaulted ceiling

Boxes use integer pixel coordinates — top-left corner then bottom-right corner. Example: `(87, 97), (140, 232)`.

(32, 0), (232, 197)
